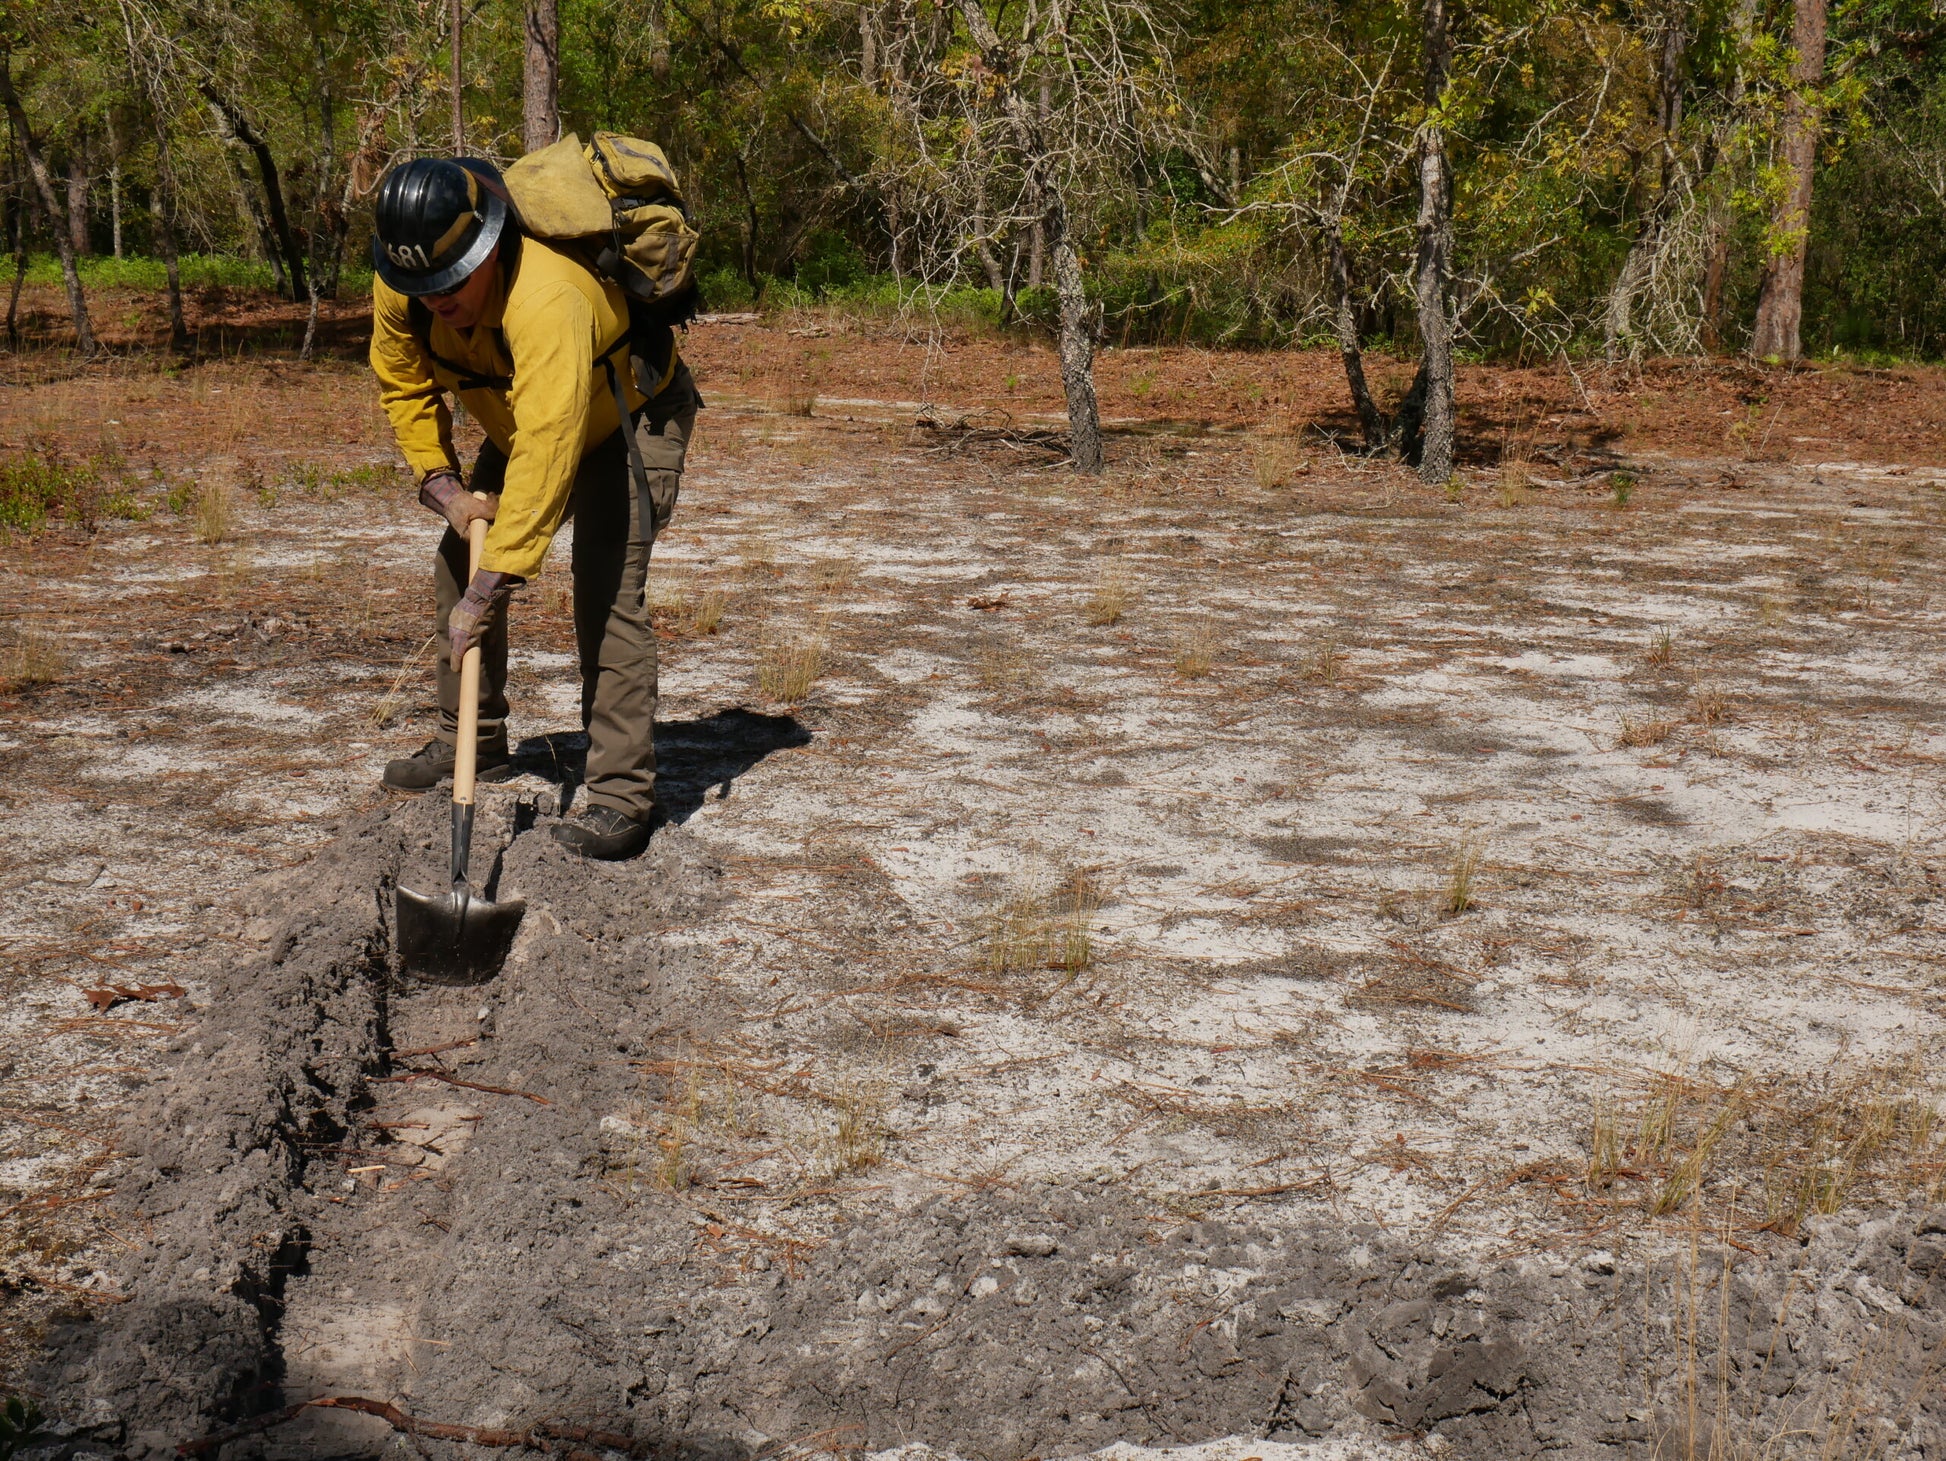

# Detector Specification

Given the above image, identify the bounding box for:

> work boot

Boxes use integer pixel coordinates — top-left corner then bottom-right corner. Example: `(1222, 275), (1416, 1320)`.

(550, 804), (654, 861)
(381, 738), (516, 793)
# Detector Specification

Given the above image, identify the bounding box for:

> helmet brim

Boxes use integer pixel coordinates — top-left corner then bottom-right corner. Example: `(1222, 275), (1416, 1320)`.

(371, 188), (509, 296)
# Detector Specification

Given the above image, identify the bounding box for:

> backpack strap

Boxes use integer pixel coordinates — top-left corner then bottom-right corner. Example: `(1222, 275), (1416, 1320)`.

(406, 277), (665, 542)
(599, 346), (658, 550)
(406, 296), (514, 393)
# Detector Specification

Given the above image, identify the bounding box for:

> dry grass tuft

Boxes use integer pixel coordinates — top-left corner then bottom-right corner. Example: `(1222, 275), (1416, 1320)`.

(1689, 684), (1731, 727)
(1444, 838), (1484, 915)
(646, 579), (689, 620)
(4, 626), (70, 686)
(692, 589), (727, 635)
(975, 637), (1040, 696)
(811, 556), (858, 595)
(1252, 437), (1304, 491)
(1496, 459), (1535, 507)
(1586, 1055), (1946, 1230)
(193, 478), (236, 545)
(757, 620), (828, 705)
(1301, 636), (1344, 686)
(1173, 619), (1215, 679)
(1083, 569), (1129, 627)
(1645, 625), (1676, 668)
(986, 869), (1103, 980)
(826, 1084), (889, 1175)
(368, 634), (439, 728)
(1619, 715), (1676, 748)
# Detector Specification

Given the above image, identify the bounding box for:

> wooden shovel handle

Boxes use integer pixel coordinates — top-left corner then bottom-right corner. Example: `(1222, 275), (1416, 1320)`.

(452, 508), (489, 809)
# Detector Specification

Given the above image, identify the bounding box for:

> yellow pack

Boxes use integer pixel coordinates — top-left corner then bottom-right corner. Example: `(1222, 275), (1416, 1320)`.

(503, 131), (700, 325)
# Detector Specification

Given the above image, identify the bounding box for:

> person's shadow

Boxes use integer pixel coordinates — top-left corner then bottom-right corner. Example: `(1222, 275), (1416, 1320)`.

(513, 707), (811, 823)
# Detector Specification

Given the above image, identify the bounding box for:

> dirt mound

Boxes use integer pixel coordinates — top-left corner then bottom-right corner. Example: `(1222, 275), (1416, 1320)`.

(34, 799), (1946, 1460)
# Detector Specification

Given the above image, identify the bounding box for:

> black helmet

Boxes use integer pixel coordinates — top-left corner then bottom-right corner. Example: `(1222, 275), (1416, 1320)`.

(371, 157), (511, 296)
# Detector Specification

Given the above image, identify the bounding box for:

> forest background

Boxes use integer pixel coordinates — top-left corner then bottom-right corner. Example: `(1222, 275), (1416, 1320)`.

(1, 0), (1942, 479)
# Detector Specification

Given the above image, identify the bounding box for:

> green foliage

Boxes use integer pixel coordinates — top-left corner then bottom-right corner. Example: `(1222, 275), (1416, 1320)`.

(699, 266), (758, 313)
(0, 449), (139, 533)
(5, 253), (372, 294)
(0, 1396), (51, 1461)
(1, 0), (1941, 360)
(793, 232), (869, 294)
(286, 462), (402, 500)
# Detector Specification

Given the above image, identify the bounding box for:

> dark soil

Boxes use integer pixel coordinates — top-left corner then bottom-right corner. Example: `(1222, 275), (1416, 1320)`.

(33, 793), (1946, 1461)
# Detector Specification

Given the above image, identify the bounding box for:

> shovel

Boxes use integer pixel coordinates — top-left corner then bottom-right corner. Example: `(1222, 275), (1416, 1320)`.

(396, 507), (526, 983)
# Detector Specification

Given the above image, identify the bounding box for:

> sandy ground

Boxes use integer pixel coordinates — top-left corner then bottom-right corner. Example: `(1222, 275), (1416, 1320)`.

(4, 317), (1946, 1453)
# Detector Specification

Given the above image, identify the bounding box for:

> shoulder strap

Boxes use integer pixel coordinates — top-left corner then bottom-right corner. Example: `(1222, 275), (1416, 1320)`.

(406, 296), (514, 393)
(405, 282), (668, 482)
(600, 351), (658, 550)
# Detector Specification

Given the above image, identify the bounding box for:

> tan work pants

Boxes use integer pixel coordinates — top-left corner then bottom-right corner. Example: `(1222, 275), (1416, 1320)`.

(432, 362), (700, 820)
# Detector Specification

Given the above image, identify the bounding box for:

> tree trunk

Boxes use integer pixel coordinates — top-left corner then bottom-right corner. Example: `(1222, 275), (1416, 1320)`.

(126, 41), (188, 350)
(316, 41), (345, 299)
(1050, 229), (1103, 473)
(450, 0), (466, 153)
(978, 237), (1004, 292)
(0, 59), (96, 356)
(203, 88), (307, 301)
(106, 110), (123, 259)
(1328, 217), (1385, 449)
(1697, 0), (1757, 352)
(1749, 0), (1827, 362)
(6, 137), (27, 347)
(66, 145), (89, 255)
(734, 150), (760, 288)
(522, 0), (560, 153)
(959, 0), (1103, 473)
(1026, 71), (1049, 288)
(149, 124), (188, 349)
(225, 147), (285, 293)
(1603, 7), (1689, 358)
(1412, 0), (1455, 482)
(974, 160), (1003, 290)
(6, 226), (23, 347)
(149, 185), (185, 349)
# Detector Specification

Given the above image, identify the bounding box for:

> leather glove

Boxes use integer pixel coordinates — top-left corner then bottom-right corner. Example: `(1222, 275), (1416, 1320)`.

(419, 469), (500, 535)
(447, 569), (523, 668)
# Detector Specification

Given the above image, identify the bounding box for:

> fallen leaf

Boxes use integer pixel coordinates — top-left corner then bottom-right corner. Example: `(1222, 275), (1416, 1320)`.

(82, 982), (188, 1013)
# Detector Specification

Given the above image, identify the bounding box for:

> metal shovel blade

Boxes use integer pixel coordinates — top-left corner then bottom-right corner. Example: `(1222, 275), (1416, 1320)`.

(396, 881), (526, 983)
(396, 799), (525, 983)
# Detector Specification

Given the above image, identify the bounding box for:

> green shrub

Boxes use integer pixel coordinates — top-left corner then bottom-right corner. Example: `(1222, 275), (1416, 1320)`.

(1, 1396), (51, 1461)
(0, 450), (138, 533)
(699, 267), (757, 313)
(794, 230), (869, 295)
(287, 461), (403, 499)
(5, 252), (375, 298)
